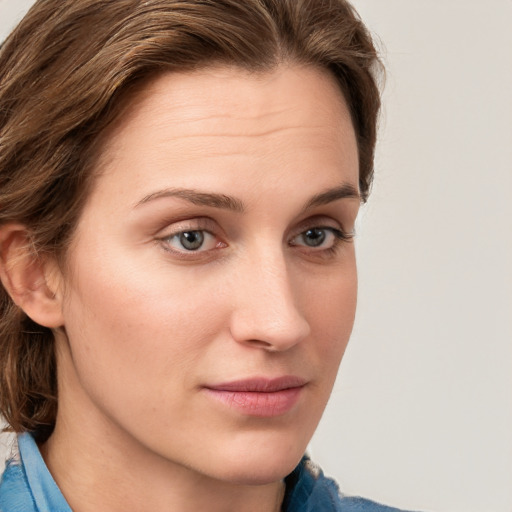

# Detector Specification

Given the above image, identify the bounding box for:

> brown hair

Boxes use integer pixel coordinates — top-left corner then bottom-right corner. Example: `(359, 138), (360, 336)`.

(0, 0), (382, 440)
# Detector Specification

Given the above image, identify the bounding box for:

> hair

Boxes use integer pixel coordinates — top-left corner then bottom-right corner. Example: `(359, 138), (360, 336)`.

(0, 0), (382, 441)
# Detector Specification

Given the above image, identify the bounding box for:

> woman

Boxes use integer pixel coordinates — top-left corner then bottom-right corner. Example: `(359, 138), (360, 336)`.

(0, 0), (415, 510)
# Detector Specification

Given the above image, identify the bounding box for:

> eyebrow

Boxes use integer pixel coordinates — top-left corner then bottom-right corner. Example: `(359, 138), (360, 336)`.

(134, 182), (360, 212)
(302, 183), (361, 211)
(135, 188), (246, 213)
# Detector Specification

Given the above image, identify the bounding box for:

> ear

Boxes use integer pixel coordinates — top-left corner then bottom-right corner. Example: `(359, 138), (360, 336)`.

(0, 224), (64, 328)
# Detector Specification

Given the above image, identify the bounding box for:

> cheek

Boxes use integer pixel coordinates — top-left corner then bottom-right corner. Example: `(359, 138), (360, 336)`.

(60, 246), (226, 407)
(301, 258), (357, 343)
(304, 261), (357, 391)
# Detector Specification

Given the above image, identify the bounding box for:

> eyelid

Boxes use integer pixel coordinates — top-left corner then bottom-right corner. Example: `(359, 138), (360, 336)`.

(155, 216), (218, 237)
(291, 214), (353, 238)
(289, 226), (353, 246)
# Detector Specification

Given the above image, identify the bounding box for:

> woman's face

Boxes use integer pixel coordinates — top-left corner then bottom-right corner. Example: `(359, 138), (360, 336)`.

(54, 65), (360, 484)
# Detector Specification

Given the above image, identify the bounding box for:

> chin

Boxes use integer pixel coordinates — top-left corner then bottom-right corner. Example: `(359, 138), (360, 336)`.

(205, 432), (308, 485)
(217, 458), (302, 486)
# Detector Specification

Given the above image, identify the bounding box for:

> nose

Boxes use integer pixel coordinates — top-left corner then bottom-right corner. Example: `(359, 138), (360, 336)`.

(228, 251), (311, 352)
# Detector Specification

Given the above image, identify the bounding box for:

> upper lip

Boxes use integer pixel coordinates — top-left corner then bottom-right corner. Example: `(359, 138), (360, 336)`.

(205, 376), (307, 393)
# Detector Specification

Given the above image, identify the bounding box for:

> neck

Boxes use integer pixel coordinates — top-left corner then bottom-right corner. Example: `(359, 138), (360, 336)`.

(39, 351), (286, 512)
(40, 420), (286, 512)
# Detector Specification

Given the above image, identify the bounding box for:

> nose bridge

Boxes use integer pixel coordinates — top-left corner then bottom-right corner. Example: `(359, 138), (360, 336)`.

(230, 245), (310, 350)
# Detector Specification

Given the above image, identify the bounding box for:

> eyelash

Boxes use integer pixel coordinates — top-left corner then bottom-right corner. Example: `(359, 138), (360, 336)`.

(157, 223), (354, 260)
(289, 226), (354, 254)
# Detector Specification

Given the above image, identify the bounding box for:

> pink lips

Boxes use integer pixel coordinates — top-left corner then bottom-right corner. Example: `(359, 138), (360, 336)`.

(203, 376), (306, 417)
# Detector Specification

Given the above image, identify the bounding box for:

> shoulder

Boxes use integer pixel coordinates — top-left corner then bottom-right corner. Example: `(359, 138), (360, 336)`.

(0, 433), (71, 512)
(0, 440), (37, 512)
(284, 456), (420, 512)
(338, 496), (417, 512)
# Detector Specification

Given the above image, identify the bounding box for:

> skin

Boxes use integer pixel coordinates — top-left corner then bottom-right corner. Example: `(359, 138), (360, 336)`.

(25, 65), (360, 511)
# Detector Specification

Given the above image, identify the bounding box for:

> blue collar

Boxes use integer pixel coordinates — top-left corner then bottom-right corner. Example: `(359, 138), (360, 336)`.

(0, 433), (409, 512)
(1, 432), (71, 512)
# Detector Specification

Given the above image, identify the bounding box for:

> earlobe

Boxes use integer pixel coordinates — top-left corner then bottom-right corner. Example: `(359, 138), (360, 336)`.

(0, 224), (65, 328)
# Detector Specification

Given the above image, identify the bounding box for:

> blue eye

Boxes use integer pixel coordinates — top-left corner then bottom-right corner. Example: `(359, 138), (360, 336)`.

(165, 230), (217, 252)
(291, 227), (350, 250)
(179, 231), (204, 250)
(301, 228), (327, 247)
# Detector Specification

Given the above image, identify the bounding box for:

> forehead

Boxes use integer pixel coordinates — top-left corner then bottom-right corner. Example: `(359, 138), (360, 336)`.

(88, 64), (359, 206)
(121, 64), (349, 121)
(98, 64), (355, 154)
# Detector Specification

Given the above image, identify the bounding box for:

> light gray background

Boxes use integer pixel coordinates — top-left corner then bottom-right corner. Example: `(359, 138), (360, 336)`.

(1, 1), (511, 511)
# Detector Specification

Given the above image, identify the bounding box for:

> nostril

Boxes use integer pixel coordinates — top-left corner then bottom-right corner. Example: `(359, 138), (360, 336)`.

(229, 307), (310, 352)
(228, 259), (311, 351)
(244, 338), (276, 350)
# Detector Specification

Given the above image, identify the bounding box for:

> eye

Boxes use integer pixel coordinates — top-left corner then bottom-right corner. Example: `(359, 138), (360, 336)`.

(298, 228), (328, 247)
(163, 230), (219, 252)
(290, 226), (352, 250)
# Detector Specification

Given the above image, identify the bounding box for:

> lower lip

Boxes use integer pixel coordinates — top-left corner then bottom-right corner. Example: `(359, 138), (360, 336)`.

(203, 387), (303, 417)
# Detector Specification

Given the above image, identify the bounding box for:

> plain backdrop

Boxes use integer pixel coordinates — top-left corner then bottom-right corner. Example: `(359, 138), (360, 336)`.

(1, 1), (511, 511)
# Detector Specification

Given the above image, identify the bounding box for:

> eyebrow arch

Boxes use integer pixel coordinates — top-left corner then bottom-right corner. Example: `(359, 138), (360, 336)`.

(135, 187), (246, 213)
(302, 183), (361, 211)
(135, 182), (359, 213)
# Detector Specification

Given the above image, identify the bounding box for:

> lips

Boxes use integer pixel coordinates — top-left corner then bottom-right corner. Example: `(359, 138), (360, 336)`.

(203, 376), (306, 417)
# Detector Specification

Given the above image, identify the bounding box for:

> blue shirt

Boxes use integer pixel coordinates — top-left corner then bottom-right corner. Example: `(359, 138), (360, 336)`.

(0, 433), (416, 512)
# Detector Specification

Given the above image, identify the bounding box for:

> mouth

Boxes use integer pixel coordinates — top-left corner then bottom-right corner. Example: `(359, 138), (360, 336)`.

(203, 376), (307, 417)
